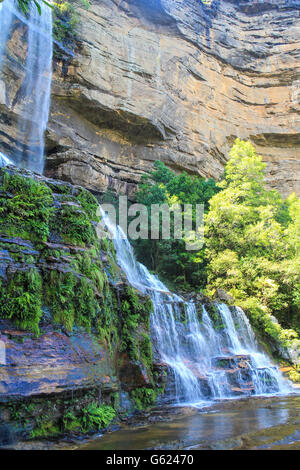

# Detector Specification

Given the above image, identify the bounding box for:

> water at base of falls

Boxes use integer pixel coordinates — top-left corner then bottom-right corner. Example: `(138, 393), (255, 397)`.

(0, 0), (52, 174)
(101, 211), (291, 405)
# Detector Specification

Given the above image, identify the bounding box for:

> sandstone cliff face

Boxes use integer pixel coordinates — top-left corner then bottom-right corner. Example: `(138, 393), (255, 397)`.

(0, 0), (299, 197)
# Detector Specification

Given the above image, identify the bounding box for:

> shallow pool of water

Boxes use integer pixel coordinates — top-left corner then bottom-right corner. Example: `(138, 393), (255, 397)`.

(80, 395), (300, 450)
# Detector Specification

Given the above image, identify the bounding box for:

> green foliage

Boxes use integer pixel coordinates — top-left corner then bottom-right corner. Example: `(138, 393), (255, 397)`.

(75, 251), (107, 295)
(6, 399), (61, 440)
(0, 170), (111, 334)
(44, 270), (77, 331)
(81, 403), (116, 431)
(119, 286), (153, 362)
(139, 333), (153, 370)
(288, 365), (300, 383)
(96, 290), (119, 355)
(43, 255), (111, 332)
(30, 419), (60, 439)
(14, 0), (53, 15)
(130, 387), (162, 410)
(62, 403), (116, 433)
(133, 161), (219, 289)
(53, 0), (90, 58)
(0, 170), (54, 241)
(51, 203), (97, 246)
(62, 410), (82, 432)
(77, 188), (99, 220)
(75, 276), (99, 329)
(0, 269), (42, 335)
(6, 393), (117, 440)
(205, 139), (300, 349)
(0, 170), (156, 373)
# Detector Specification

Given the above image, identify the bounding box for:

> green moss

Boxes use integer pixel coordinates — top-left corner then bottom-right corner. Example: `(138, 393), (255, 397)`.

(62, 403), (116, 433)
(75, 276), (99, 330)
(205, 303), (225, 330)
(139, 333), (153, 371)
(30, 420), (60, 439)
(75, 251), (106, 292)
(0, 268), (42, 335)
(53, 0), (90, 59)
(97, 301), (119, 356)
(77, 188), (99, 220)
(50, 204), (97, 246)
(119, 287), (153, 362)
(0, 170), (54, 241)
(130, 387), (163, 411)
(44, 270), (77, 331)
(0, 169), (158, 416)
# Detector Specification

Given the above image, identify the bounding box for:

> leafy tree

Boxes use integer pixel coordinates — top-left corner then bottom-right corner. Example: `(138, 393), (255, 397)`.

(133, 161), (219, 289)
(205, 138), (300, 347)
(10, 0), (53, 15)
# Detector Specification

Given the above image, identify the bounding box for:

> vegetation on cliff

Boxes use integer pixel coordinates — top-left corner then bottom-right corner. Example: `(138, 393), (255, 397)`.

(205, 139), (300, 365)
(52, 0), (89, 59)
(5, 392), (117, 439)
(0, 169), (102, 334)
(0, 168), (162, 425)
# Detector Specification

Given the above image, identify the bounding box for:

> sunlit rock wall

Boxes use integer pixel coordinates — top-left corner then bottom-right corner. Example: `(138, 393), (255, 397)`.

(0, 0), (299, 197)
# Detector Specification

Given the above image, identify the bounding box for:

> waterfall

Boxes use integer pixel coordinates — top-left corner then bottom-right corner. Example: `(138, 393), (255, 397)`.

(0, 0), (52, 174)
(101, 210), (291, 405)
(0, 152), (13, 168)
(0, 1), (15, 70)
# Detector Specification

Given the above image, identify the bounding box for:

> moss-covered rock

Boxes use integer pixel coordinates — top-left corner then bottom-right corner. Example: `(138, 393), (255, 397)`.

(0, 167), (106, 334)
(0, 167), (163, 442)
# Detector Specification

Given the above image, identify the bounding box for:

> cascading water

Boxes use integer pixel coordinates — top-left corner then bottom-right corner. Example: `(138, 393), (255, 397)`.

(101, 210), (291, 405)
(0, 152), (13, 168)
(0, 0), (52, 174)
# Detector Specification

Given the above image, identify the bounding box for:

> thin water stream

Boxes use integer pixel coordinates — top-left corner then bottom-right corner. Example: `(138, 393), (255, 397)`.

(0, 0), (52, 173)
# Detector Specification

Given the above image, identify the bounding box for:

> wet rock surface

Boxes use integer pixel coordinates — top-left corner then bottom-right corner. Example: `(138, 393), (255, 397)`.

(0, 319), (118, 398)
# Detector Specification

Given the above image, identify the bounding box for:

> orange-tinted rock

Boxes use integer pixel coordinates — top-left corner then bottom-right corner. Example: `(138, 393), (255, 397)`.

(0, 321), (118, 400)
(0, 0), (299, 198)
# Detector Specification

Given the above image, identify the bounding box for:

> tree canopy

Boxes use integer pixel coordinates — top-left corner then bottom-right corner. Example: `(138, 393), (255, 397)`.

(10, 0), (52, 15)
(133, 161), (219, 289)
(205, 139), (300, 352)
